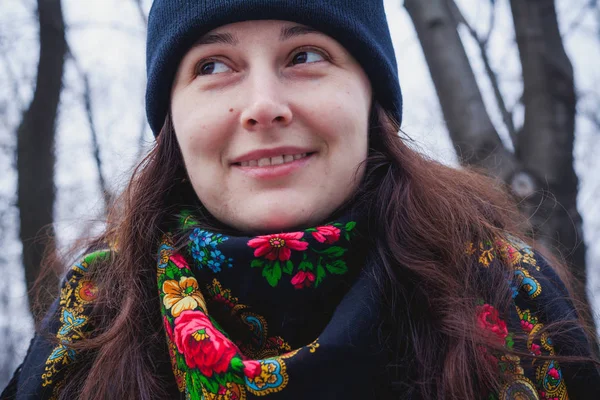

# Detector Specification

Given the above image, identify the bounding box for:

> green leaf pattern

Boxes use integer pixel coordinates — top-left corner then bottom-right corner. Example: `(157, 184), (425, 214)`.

(247, 222), (357, 288)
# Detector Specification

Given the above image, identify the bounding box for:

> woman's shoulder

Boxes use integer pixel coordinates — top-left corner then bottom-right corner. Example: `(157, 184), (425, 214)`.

(48, 247), (113, 314)
(66, 246), (114, 276)
(51, 246), (112, 318)
(470, 235), (582, 341)
(469, 235), (571, 305)
(0, 247), (113, 400)
(470, 236), (600, 399)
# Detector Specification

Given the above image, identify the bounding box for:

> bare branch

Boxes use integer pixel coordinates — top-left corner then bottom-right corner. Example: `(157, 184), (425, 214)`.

(131, 0), (148, 27)
(563, 0), (597, 38)
(66, 49), (111, 209)
(482, 0), (497, 45)
(597, 3), (600, 39)
(579, 107), (600, 132)
(404, 0), (516, 179)
(68, 21), (144, 36)
(82, 73), (111, 208)
(447, 0), (518, 150)
(0, 43), (25, 113)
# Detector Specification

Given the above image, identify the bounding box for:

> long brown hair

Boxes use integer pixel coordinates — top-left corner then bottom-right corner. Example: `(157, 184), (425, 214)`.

(37, 103), (597, 399)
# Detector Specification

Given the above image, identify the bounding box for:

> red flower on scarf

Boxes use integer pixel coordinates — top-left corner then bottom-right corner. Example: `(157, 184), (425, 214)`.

(311, 225), (341, 244)
(291, 270), (316, 289)
(174, 310), (238, 377)
(476, 304), (508, 345)
(248, 232), (308, 261)
(520, 319), (534, 332)
(540, 391), (560, 400)
(164, 316), (173, 340)
(243, 360), (261, 379)
(170, 252), (190, 269)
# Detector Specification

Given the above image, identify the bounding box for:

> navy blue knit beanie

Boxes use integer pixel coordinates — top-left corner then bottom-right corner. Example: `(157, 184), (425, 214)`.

(146, 0), (402, 136)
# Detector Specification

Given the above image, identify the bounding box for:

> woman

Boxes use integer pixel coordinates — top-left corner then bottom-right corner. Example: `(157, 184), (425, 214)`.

(3, 0), (600, 399)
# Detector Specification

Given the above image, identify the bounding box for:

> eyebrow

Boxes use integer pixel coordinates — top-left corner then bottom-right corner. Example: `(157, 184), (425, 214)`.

(193, 24), (322, 48)
(279, 25), (321, 41)
(194, 32), (238, 47)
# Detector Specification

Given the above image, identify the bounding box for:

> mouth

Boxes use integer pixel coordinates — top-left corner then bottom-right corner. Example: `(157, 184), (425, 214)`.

(231, 151), (315, 179)
(232, 152), (314, 167)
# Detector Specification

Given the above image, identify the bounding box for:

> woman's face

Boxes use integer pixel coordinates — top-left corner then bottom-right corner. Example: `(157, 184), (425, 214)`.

(171, 20), (372, 233)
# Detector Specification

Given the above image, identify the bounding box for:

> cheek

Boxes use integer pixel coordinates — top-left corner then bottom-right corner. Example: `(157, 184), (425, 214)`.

(306, 78), (371, 142)
(171, 94), (233, 167)
(314, 104), (370, 165)
(324, 82), (370, 190)
(309, 101), (368, 198)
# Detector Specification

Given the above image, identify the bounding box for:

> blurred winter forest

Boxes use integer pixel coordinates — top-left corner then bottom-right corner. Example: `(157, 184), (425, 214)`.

(1, 0), (599, 389)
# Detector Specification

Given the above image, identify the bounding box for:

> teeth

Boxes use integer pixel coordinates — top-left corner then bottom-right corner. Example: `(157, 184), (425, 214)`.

(271, 155), (284, 165)
(238, 153), (309, 167)
(258, 157), (271, 167)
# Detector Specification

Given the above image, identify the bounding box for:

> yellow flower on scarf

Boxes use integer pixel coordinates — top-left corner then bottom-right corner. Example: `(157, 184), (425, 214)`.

(250, 363), (279, 389)
(162, 276), (207, 316)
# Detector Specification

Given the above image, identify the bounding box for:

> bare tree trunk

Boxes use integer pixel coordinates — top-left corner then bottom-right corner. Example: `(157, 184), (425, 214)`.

(404, 0), (587, 281)
(509, 0), (586, 283)
(404, 0), (596, 345)
(17, 0), (66, 312)
(404, 0), (516, 181)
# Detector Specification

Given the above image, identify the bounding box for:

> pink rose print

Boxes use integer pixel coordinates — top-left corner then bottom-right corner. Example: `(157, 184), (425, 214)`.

(174, 310), (239, 377)
(248, 232), (308, 261)
(540, 392), (560, 400)
(77, 280), (98, 302)
(531, 343), (542, 356)
(311, 225), (341, 244)
(243, 360), (261, 379)
(164, 316), (173, 340)
(213, 293), (235, 308)
(476, 304), (508, 346)
(170, 252), (190, 269)
(540, 392), (559, 400)
(291, 270), (316, 289)
(520, 319), (534, 332)
(548, 367), (560, 380)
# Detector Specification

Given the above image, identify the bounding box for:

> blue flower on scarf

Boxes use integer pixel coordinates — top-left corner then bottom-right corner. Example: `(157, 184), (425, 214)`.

(206, 249), (233, 272)
(191, 245), (207, 262)
(189, 228), (232, 272)
(199, 231), (215, 246)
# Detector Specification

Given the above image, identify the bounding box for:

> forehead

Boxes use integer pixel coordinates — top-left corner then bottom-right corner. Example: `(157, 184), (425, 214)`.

(192, 20), (330, 48)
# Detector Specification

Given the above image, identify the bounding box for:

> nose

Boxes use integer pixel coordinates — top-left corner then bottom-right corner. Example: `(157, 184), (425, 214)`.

(240, 75), (293, 131)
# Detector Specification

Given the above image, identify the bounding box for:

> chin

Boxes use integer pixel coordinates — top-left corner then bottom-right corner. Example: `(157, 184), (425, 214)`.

(237, 205), (328, 234)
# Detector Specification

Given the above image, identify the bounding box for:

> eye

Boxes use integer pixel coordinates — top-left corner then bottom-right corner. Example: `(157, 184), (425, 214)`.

(290, 49), (326, 66)
(196, 59), (232, 76)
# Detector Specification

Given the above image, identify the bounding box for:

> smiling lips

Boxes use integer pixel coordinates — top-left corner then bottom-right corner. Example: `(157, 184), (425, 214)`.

(232, 150), (313, 179)
(237, 153), (308, 167)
